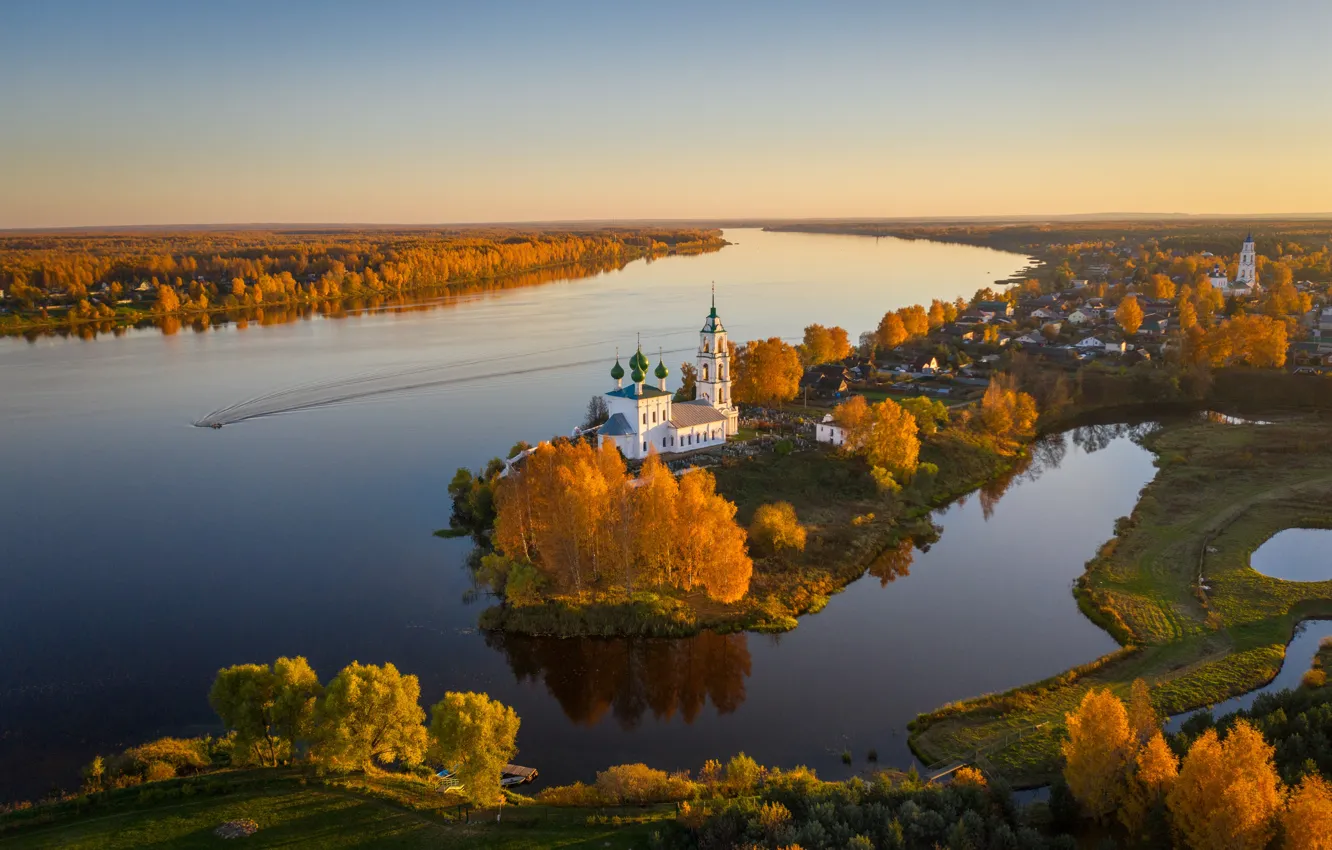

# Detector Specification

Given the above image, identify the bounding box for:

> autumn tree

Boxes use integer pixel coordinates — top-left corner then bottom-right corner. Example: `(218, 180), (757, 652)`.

(1127, 678), (1157, 744)
(1117, 295), (1144, 335)
(875, 312), (908, 350)
(675, 469), (753, 602)
(834, 396), (919, 485)
(1118, 730), (1179, 838)
(897, 304), (930, 338)
(798, 324), (852, 365)
(898, 395), (949, 436)
(927, 299), (948, 329)
(209, 656), (322, 766)
(1167, 721), (1284, 850)
(749, 502), (807, 556)
(1061, 688), (1135, 821)
(734, 337), (803, 406)
(1281, 774), (1332, 850)
(1177, 297), (1198, 333)
(631, 452), (681, 588)
(155, 284), (180, 313)
(1201, 314), (1288, 368)
(315, 661), (428, 769)
(979, 374), (1038, 442)
(1146, 274), (1176, 300)
(674, 362), (698, 401)
(428, 691), (520, 807)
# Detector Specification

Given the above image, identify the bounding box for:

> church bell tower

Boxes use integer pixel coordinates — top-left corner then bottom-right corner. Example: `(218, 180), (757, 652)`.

(697, 287), (731, 408)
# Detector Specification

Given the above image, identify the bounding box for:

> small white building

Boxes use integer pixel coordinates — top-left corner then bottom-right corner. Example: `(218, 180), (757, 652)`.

(815, 414), (847, 447)
(596, 297), (740, 460)
(1067, 308), (1095, 325)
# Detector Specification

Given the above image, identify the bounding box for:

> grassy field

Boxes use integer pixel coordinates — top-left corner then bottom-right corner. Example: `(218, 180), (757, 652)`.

(908, 414), (1332, 785)
(0, 770), (670, 849)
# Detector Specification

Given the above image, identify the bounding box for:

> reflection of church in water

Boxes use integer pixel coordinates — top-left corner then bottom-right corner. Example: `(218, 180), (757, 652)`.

(489, 631), (751, 728)
(595, 295), (740, 460)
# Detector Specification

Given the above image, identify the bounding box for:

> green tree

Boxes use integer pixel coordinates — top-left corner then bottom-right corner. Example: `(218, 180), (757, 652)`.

(315, 661), (428, 769)
(674, 362), (698, 401)
(428, 691), (520, 807)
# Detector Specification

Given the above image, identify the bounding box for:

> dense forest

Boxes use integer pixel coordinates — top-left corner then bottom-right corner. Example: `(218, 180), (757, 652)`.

(0, 227), (726, 335)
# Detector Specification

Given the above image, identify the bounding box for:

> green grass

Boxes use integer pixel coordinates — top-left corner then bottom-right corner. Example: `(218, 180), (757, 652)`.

(909, 415), (1332, 785)
(0, 771), (670, 849)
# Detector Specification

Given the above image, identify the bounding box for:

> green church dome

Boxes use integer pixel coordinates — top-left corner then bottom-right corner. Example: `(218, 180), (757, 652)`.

(630, 348), (648, 372)
(654, 359), (669, 380)
(610, 358), (625, 380)
(630, 366), (645, 384)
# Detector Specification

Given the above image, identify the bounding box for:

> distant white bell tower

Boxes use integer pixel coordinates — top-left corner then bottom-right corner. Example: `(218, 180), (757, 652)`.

(1236, 234), (1258, 289)
(697, 285), (731, 407)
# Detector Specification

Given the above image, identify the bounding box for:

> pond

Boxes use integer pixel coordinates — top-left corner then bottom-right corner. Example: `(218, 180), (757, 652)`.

(0, 228), (1154, 802)
(1250, 529), (1332, 583)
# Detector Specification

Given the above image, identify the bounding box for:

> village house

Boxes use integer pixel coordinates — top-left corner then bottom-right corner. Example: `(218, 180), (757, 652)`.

(800, 363), (852, 398)
(1067, 308), (1096, 325)
(815, 413), (847, 447)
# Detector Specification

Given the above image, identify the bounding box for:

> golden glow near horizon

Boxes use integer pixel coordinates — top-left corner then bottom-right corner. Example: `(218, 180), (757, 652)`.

(2, 1), (1331, 227)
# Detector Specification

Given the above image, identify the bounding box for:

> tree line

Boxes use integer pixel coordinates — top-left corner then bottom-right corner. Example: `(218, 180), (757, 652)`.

(0, 228), (726, 309)
(1057, 680), (1332, 848)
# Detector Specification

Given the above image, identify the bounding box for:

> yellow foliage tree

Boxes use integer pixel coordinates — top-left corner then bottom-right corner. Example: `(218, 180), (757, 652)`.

(897, 304), (930, 338)
(876, 312), (908, 349)
(734, 337), (803, 406)
(1202, 314), (1288, 368)
(835, 396), (919, 481)
(1167, 721), (1284, 850)
(1127, 678), (1158, 744)
(1281, 774), (1332, 850)
(675, 469), (752, 603)
(979, 374), (1038, 442)
(799, 324), (852, 365)
(1148, 273), (1177, 300)
(1118, 295), (1144, 335)
(1119, 730), (1178, 837)
(1061, 688), (1135, 821)
(749, 502), (807, 556)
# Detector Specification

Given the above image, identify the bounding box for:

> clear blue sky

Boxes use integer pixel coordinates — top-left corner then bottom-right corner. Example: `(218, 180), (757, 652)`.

(2, 0), (1330, 227)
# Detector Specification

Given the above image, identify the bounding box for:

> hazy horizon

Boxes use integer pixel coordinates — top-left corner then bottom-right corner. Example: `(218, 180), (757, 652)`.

(4, 0), (1331, 228)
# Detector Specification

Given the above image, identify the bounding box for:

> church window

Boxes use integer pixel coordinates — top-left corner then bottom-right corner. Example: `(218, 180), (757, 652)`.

(642, 413), (647, 425)
(663, 438), (667, 447)
(652, 411), (657, 423)
(642, 441), (647, 452)
(703, 338), (710, 353)
(702, 363), (709, 381)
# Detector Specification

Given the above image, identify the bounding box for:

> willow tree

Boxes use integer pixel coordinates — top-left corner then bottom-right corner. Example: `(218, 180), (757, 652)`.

(209, 656), (322, 766)
(428, 692), (520, 807)
(315, 661), (428, 769)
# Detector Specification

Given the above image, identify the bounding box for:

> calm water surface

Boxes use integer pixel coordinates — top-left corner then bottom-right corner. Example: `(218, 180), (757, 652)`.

(1251, 529), (1332, 583)
(1, 229), (1150, 801)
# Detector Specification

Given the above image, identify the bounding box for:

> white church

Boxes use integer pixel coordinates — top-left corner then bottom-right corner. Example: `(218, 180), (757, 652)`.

(1206, 234), (1261, 297)
(595, 296), (740, 460)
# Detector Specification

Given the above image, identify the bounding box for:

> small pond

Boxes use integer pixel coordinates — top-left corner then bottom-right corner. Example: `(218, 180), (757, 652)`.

(1168, 619), (1332, 730)
(1251, 528), (1332, 583)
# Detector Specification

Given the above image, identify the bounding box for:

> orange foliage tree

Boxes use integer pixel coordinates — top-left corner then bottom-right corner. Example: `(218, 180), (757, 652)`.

(875, 312), (908, 349)
(1117, 295), (1144, 335)
(1202, 314), (1288, 368)
(1167, 721), (1284, 850)
(1281, 773), (1332, 850)
(798, 324), (852, 365)
(494, 444), (752, 603)
(832, 395), (920, 486)
(979, 374), (1038, 443)
(1061, 688), (1136, 821)
(733, 338), (803, 406)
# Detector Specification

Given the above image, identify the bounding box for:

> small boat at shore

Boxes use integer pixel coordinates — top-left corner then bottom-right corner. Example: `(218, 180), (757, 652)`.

(436, 763), (538, 790)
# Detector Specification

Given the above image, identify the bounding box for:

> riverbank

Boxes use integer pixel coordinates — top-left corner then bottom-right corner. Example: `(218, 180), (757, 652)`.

(908, 413), (1332, 785)
(0, 237), (725, 340)
(477, 426), (1022, 637)
(0, 767), (670, 849)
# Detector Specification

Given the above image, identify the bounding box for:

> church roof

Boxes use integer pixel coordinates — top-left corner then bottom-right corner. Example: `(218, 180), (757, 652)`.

(599, 413), (635, 436)
(669, 401), (728, 428)
(607, 385), (672, 400)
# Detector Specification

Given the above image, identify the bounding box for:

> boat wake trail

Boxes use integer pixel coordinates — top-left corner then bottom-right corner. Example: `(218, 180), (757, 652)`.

(193, 336), (697, 428)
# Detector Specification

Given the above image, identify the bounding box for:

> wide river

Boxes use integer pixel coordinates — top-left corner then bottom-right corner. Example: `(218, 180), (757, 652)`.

(1, 229), (1155, 802)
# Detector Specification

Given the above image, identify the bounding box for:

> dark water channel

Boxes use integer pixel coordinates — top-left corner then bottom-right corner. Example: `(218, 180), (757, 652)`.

(0, 229), (1162, 801)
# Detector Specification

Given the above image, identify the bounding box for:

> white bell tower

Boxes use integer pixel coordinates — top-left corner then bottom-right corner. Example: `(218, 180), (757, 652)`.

(1236, 233), (1258, 289)
(697, 285), (732, 409)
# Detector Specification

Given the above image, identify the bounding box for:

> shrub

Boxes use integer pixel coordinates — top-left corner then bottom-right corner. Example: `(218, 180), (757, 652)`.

(114, 737), (211, 781)
(1302, 669), (1327, 689)
(593, 764), (697, 805)
(749, 502), (807, 556)
(724, 753), (763, 795)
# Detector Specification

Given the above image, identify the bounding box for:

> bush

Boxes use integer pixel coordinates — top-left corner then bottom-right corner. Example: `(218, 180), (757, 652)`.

(1302, 669), (1327, 689)
(115, 737), (211, 781)
(593, 764), (697, 805)
(748, 502), (807, 556)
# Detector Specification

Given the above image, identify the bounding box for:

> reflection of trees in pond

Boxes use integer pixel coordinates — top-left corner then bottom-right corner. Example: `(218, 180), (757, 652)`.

(1068, 421), (1160, 455)
(487, 631), (751, 729)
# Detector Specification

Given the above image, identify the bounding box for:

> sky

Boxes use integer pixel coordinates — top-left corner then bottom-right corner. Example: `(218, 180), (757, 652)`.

(2, 0), (1331, 227)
